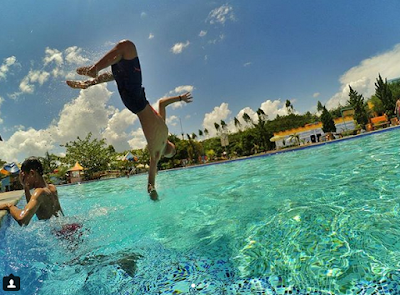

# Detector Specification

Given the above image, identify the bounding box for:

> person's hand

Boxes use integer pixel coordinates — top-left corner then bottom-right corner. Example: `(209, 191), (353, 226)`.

(0, 203), (12, 211)
(179, 92), (193, 103)
(19, 172), (30, 190)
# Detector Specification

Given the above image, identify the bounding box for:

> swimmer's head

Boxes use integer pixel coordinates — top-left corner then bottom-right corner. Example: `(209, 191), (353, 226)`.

(21, 157), (44, 175)
(164, 141), (176, 158)
(20, 157), (44, 187)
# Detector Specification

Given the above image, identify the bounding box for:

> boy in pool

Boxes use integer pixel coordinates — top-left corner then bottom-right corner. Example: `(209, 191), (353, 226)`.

(66, 40), (193, 200)
(0, 157), (64, 226)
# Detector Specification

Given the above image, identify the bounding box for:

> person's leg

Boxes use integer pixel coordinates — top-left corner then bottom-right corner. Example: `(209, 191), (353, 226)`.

(77, 40), (138, 78)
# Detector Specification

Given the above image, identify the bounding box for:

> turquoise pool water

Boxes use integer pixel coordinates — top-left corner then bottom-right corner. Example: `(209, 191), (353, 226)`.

(1, 129), (400, 294)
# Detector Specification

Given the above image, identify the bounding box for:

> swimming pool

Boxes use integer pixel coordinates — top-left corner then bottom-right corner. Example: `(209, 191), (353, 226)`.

(1, 129), (400, 294)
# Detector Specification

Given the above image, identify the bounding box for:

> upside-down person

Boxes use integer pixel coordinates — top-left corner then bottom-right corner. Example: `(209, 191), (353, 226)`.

(66, 40), (193, 200)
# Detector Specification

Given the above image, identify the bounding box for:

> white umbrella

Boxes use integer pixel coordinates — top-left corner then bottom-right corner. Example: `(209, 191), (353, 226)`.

(270, 135), (285, 142)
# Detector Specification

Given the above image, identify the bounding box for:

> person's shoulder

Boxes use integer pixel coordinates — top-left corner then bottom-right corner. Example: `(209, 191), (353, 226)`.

(31, 187), (46, 199)
(48, 184), (58, 194)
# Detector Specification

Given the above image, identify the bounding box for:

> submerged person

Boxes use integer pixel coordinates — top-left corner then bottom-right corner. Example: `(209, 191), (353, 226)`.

(66, 40), (193, 200)
(0, 157), (64, 226)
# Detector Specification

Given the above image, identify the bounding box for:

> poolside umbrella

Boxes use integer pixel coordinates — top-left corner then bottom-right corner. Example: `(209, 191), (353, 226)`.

(270, 135), (285, 142)
(123, 152), (137, 162)
(0, 162), (20, 175)
(68, 162), (84, 171)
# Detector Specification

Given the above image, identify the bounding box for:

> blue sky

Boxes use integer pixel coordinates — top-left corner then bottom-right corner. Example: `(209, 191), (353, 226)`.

(1, 0), (400, 161)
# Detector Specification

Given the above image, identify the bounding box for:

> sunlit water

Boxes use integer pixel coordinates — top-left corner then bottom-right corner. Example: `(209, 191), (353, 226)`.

(2, 129), (400, 294)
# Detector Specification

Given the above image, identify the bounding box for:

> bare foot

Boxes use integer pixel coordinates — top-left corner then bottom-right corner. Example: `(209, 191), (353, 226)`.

(76, 66), (97, 78)
(66, 80), (91, 89)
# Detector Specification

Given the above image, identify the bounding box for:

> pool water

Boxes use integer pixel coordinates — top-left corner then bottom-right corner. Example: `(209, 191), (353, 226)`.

(2, 129), (400, 294)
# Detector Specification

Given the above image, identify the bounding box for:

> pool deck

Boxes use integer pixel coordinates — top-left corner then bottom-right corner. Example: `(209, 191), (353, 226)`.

(0, 190), (23, 226)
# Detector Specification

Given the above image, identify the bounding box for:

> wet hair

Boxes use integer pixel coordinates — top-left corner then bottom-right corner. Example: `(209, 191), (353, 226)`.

(21, 157), (44, 175)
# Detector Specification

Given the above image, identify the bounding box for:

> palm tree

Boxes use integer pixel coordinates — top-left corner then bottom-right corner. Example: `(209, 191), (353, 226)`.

(288, 133), (300, 146)
(214, 122), (220, 134)
(198, 129), (203, 137)
(242, 112), (253, 128)
(256, 108), (268, 124)
(191, 133), (197, 140)
(234, 117), (241, 132)
(220, 120), (227, 133)
(285, 100), (294, 114)
(39, 151), (59, 175)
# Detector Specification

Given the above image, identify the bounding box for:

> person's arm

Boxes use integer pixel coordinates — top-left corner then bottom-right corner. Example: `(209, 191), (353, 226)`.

(0, 190), (44, 226)
(158, 92), (193, 121)
(66, 72), (115, 89)
(147, 157), (159, 200)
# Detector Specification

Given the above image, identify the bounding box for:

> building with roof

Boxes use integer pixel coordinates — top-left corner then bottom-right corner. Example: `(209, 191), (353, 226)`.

(271, 115), (356, 149)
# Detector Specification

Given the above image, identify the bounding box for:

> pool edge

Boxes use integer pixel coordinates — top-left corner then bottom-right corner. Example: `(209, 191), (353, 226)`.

(0, 190), (23, 227)
(160, 125), (400, 172)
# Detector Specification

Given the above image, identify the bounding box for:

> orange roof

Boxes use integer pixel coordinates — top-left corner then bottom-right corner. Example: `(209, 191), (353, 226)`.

(68, 162), (84, 171)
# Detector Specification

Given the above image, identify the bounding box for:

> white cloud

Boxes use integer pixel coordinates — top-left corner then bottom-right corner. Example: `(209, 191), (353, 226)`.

(65, 46), (89, 65)
(0, 96), (3, 124)
(171, 41), (190, 54)
(199, 30), (207, 37)
(208, 34), (225, 44)
(141, 12), (147, 18)
(50, 84), (114, 143)
(201, 99), (290, 136)
(166, 115), (179, 127)
(235, 107), (258, 129)
(43, 47), (63, 66)
(233, 100), (288, 129)
(313, 92), (320, 98)
(326, 43), (400, 110)
(243, 62), (252, 67)
(102, 108), (137, 151)
(19, 70), (50, 94)
(171, 85), (194, 94)
(260, 100), (289, 119)
(0, 84), (145, 162)
(202, 102), (232, 137)
(207, 4), (235, 25)
(0, 56), (17, 80)
(12, 45), (88, 97)
(51, 67), (64, 78)
(0, 128), (55, 162)
(149, 33), (154, 40)
(128, 128), (147, 150)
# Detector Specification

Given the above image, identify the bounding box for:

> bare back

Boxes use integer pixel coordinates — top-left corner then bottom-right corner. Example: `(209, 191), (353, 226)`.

(35, 184), (63, 220)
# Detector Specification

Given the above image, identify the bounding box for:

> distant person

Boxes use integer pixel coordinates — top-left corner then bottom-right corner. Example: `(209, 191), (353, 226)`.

(395, 97), (400, 122)
(66, 40), (193, 200)
(0, 157), (64, 226)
